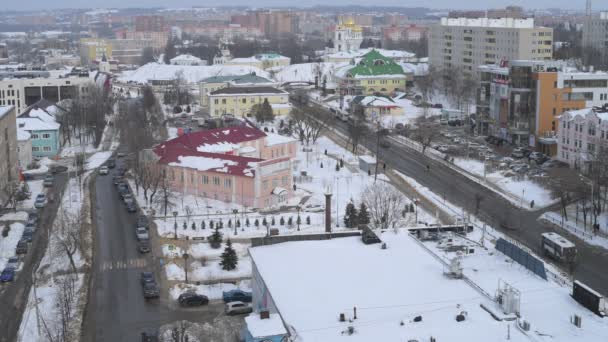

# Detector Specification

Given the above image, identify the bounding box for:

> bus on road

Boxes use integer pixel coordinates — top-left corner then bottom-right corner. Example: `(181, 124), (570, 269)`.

(541, 232), (576, 263)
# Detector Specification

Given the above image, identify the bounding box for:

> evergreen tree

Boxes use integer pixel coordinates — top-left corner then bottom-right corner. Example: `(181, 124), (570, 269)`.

(191, 222), (196, 230)
(236, 219), (241, 228)
(246, 217), (250, 227)
(210, 220), (214, 229)
(306, 216), (311, 225)
(344, 202), (359, 228)
(163, 37), (177, 64)
(262, 217), (268, 226)
(228, 219), (232, 228)
(297, 215), (302, 225)
(219, 220), (224, 229)
(254, 218), (259, 227)
(288, 217), (293, 226)
(186, 105), (191, 113)
(335, 163), (340, 171)
(220, 239), (238, 271)
(209, 228), (223, 248)
(183, 221), (187, 230)
(271, 216), (276, 225)
(358, 202), (370, 225)
(201, 220), (206, 229)
(280, 216), (285, 225)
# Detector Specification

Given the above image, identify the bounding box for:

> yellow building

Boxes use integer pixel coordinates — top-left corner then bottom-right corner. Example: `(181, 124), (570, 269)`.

(352, 95), (404, 122)
(209, 86), (291, 117)
(336, 49), (407, 96)
(79, 38), (112, 65)
(199, 74), (277, 108)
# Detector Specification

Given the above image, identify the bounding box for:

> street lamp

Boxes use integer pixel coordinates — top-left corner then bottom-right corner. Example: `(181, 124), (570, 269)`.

(233, 209), (238, 236)
(183, 253), (189, 283)
(414, 199), (419, 224)
(173, 211), (178, 239)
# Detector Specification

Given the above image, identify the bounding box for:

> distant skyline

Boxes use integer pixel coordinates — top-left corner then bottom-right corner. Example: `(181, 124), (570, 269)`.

(2, 1), (599, 12)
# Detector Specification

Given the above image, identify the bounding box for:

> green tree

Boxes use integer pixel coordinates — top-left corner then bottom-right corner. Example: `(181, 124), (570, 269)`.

(253, 98), (274, 123)
(358, 202), (370, 225)
(163, 37), (177, 64)
(209, 228), (223, 248)
(344, 201), (359, 228)
(220, 239), (238, 271)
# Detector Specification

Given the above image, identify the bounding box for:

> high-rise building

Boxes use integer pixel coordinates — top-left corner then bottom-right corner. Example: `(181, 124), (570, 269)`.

(582, 11), (608, 60)
(429, 17), (553, 73)
(0, 105), (18, 204)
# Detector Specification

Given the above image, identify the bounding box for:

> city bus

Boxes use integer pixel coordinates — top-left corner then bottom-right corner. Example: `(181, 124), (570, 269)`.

(541, 232), (576, 263)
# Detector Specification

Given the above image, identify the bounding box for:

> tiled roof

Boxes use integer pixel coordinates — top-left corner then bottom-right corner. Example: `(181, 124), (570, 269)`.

(347, 49), (405, 77)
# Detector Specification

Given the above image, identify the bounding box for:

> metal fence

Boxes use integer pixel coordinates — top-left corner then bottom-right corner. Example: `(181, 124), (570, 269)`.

(496, 238), (547, 280)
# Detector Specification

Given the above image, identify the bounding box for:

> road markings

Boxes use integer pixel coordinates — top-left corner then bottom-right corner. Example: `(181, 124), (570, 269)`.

(101, 258), (147, 271)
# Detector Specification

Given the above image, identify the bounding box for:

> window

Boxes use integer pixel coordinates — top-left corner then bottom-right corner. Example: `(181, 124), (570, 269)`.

(213, 177), (220, 186)
(202, 175), (209, 184)
(272, 178), (278, 187)
(242, 98), (246, 104)
(222, 99), (226, 104)
(31, 133), (39, 139)
(32, 146), (40, 152)
(224, 179), (232, 188)
(281, 175), (288, 185)
(180, 173), (184, 182)
(588, 143), (596, 154)
(214, 99), (219, 104)
(588, 123), (596, 136)
(43, 146), (51, 152)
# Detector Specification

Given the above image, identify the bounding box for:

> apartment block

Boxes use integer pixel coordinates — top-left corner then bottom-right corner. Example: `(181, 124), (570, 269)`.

(582, 12), (608, 58)
(0, 105), (18, 204)
(477, 60), (608, 155)
(429, 17), (553, 73)
(557, 106), (608, 172)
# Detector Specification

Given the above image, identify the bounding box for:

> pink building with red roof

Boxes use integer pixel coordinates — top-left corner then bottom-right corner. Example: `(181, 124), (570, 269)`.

(147, 123), (297, 208)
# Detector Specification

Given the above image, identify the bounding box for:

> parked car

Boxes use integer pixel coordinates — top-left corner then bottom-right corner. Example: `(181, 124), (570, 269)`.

(16, 240), (28, 254)
(123, 193), (135, 205)
(222, 289), (252, 303)
(126, 201), (137, 213)
(117, 152), (126, 158)
(178, 293), (209, 307)
(99, 166), (109, 175)
(136, 227), (149, 240)
(43, 175), (54, 187)
(137, 215), (149, 229)
(34, 194), (47, 209)
(225, 301), (253, 315)
(511, 148), (525, 159)
(21, 229), (34, 243)
(141, 331), (159, 342)
(379, 140), (391, 148)
(26, 214), (38, 226)
(113, 175), (124, 186)
(6, 256), (20, 270)
(117, 184), (130, 197)
(140, 272), (155, 286)
(1, 267), (15, 282)
(437, 145), (449, 153)
(107, 158), (116, 169)
(143, 282), (160, 299)
(138, 240), (151, 253)
(25, 221), (37, 231)
(49, 164), (68, 174)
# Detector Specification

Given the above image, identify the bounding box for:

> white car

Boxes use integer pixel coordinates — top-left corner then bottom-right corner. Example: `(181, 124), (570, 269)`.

(225, 301), (253, 315)
(99, 166), (109, 175)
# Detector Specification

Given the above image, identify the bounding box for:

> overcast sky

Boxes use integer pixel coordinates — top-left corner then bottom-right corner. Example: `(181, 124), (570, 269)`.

(3, 0), (591, 11)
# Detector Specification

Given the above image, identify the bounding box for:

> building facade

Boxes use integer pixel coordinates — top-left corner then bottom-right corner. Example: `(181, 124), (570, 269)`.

(0, 76), (91, 114)
(17, 128), (32, 169)
(199, 74), (277, 108)
(148, 124), (296, 208)
(557, 107), (608, 172)
(429, 17), (553, 73)
(0, 106), (18, 204)
(477, 60), (608, 154)
(336, 50), (407, 96)
(582, 12), (608, 60)
(333, 18), (363, 52)
(209, 87), (290, 117)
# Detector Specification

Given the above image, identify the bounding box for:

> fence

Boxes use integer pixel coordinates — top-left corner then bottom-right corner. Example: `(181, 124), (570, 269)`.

(540, 213), (595, 241)
(496, 238), (547, 280)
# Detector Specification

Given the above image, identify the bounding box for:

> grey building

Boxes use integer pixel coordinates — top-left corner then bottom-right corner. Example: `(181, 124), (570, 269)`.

(429, 17), (553, 73)
(0, 105), (18, 205)
(582, 12), (608, 60)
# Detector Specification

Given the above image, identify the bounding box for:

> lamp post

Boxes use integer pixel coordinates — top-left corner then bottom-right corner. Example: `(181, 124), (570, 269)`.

(183, 253), (189, 283)
(233, 209), (238, 236)
(414, 199), (419, 224)
(172, 211), (178, 239)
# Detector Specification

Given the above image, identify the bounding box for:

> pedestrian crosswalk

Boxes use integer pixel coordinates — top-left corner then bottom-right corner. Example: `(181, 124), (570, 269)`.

(101, 258), (147, 271)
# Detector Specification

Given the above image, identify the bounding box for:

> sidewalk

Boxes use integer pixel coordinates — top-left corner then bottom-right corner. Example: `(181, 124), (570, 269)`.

(540, 211), (608, 249)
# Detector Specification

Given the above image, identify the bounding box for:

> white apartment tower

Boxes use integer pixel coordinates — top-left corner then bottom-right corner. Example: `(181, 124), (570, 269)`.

(429, 17), (553, 73)
(582, 12), (608, 58)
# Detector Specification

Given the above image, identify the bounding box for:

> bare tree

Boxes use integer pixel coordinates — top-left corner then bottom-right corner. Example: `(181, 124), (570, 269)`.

(1, 181), (21, 210)
(362, 182), (407, 230)
(412, 116), (440, 154)
(548, 168), (582, 221)
(153, 169), (177, 217)
(55, 210), (82, 274)
(53, 273), (78, 342)
(291, 107), (331, 145)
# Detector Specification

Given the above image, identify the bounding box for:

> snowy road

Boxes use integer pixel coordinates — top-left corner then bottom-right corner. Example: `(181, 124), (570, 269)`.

(303, 101), (608, 296)
(82, 155), (224, 341)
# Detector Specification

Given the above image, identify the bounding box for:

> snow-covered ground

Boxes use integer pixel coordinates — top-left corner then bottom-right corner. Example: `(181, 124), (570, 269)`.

(85, 150), (112, 170)
(453, 158), (555, 208)
(22, 157), (54, 175)
(169, 280), (252, 301)
(0, 221), (25, 271)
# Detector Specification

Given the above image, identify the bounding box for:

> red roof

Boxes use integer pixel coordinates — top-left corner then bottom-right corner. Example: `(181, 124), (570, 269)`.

(153, 124), (267, 177)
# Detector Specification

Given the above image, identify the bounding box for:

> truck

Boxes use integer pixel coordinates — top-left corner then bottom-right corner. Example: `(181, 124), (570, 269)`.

(572, 280), (606, 316)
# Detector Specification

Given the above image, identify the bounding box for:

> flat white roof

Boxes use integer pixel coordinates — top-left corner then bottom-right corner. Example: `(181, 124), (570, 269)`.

(440, 17), (537, 29)
(249, 233), (527, 342)
(541, 232), (576, 248)
(245, 313), (287, 338)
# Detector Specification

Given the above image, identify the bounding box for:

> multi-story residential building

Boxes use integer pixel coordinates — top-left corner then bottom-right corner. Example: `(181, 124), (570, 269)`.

(231, 10), (298, 36)
(335, 50), (407, 96)
(80, 37), (157, 65)
(79, 38), (112, 65)
(477, 60), (608, 155)
(208, 87), (290, 117)
(383, 25), (428, 42)
(0, 75), (92, 114)
(0, 105), (18, 204)
(199, 74), (277, 108)
(557, 106), (608, 172)
(146, 124), (296, 208)
(134, 15), (167, 32)
(17, 127), (32, 169)
(333, 18), (363, 52)
(429, 17), (553, 73)
(582, 11), (608, 60)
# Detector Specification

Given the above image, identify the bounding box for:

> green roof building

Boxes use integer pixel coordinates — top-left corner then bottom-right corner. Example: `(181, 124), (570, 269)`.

(336, 49), (407, 96)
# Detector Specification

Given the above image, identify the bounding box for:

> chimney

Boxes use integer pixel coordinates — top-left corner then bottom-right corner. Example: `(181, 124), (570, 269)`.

(324, 186), (332, 233)
(260, 311), (270, 319)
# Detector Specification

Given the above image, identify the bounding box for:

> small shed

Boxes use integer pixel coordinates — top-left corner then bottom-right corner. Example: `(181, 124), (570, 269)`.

(358, 155), (377, 173)
(244, 311), (288, 342)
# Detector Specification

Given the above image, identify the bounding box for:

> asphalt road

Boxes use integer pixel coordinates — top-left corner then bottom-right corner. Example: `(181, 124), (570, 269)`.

(0, 172), (68, 342)
(310, 105), (608, 295)
(82, 157), (224, 342)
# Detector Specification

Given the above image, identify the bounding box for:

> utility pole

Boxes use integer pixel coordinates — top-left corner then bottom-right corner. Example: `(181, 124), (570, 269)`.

(374, 122), (380, 183)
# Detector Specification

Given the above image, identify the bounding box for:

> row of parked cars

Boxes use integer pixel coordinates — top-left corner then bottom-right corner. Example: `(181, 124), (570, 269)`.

(177, 288), (254, 314)
(1, 211), (39, 283)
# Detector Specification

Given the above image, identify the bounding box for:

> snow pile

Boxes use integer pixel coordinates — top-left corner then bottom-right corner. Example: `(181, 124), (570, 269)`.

(190, 257), (252, 282)
(166, 263), (186, 281)
(85, 151), (112, 170)
(117, 63), (270, 84)
(196, 142), (240, 153)
(188, 242), (249, 259)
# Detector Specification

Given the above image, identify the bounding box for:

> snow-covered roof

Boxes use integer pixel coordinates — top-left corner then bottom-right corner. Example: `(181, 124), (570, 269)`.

(0, 105), (13, 120)
(265, 133), (296, 147)
(275, 62), (349, 84)
(245, 313), (287, 338)
(17, 117), (60, 131)
(250, 233), (535, 342)
(399, 62), (429, 76)
(326, 48), (415, 60)
(354, 96), (398, 108)
(170, 54), (204, 63)
(17, 128), (31, 141)
(117, 63), (270, 84)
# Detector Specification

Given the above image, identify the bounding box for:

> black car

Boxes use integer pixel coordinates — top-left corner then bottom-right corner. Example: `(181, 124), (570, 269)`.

(138, 240), (151, 253)
(141, 331), (159, 342)
(141, 272), (155, 286)
(178, 292), (209, 307)
(137, 215), (149, 229)
(107, 158), (116, 169)
(21, 229), (34, 243)
(16, 240), (28, 254)
(143, 282), (160, 299)
(126, 201), (137, 213)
